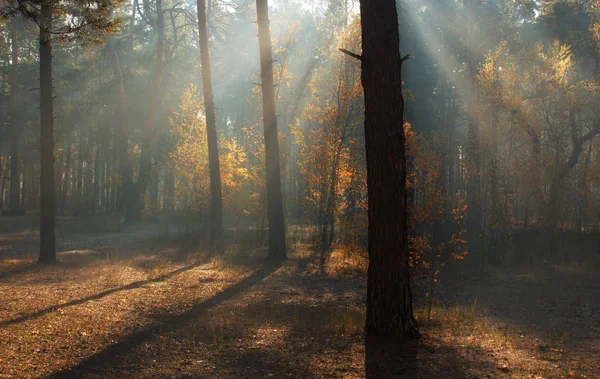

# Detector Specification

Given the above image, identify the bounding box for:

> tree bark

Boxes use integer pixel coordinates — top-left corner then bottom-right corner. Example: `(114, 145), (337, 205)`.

(60, 142), (71, 215)
(109, 40), (136, 220)
(360, 0), (418, 337)
(9, 19), (21, 212)
(256, 0), (287, 261)
(466, 0), (482, 264)
(198, 0), (224, 252)
(39, 1), (56, 262)
(134, 0), (165, 222)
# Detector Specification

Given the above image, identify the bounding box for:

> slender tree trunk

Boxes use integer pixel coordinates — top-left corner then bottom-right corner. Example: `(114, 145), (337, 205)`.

(9, 19), (21, 212)
(135, 0), (165, 222)
(256, 0), (286, 261)
(0, 159), (7, 211)
(54, 148), (63, 214)
(39, 1), (56, 262)
(93, 144), (100, 215)
(60, 142), (71, 215)
(360, 0), (418, 337)
(109, 40), (136, 219)
(75, 135), (84, 213)
(197, 0), (224, 252)
(466, 0), (482, 265)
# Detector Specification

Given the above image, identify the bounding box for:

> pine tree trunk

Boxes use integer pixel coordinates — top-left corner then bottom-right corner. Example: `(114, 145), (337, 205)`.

(0, 159), (7, 211)
(93, 144), (100, 215)
(39, 1), (56, 262)
(9, 19), (21, 212)
(109, 40), (135, 219)
(135, 0), (165, 222)
(60, 142), (71, 215)
(466, 0), (482, 264)
(360, 0), (418, 337)
(256, 0), (286, 261)
(197, 0), (224, 252)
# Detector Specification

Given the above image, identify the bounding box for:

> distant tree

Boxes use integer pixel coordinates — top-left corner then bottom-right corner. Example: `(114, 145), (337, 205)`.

(256, 0), (286, 261)
(358, 0), (419, 337)
(38, 0), (55, 262)
(198, 0), (224, 252)
(133, 0), (165, 222)
(8, 18), (20, 212)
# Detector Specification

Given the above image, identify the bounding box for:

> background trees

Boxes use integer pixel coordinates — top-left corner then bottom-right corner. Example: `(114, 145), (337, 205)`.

(0, 0), (598, 269)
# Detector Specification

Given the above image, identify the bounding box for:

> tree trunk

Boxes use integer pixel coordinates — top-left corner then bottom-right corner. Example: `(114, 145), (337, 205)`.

(75, 135), (84, 213)
(92, 143), (100, 215)
(256, 0), (287, 261)
(109, 40), (136, 220)
(60, 142), (71, 215)
(466, 0), (482, 264)
(39, 1), (56, 262)
(360, 0), (418, 337)
(9, 19), (21, 212)
(0, 159), (7, 211)
(198, 0), (224, 252)
(135, 0), (165, 222)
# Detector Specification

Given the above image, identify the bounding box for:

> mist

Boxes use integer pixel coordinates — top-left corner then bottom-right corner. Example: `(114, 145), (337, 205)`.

(0, 0), (599, 377)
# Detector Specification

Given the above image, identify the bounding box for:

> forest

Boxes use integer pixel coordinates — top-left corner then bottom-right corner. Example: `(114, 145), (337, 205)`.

(0, 0), (599, 378)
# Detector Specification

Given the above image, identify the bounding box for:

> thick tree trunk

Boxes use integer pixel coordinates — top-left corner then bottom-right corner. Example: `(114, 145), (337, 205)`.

(39, 2), (56, 262)
(256, 0), (287, 261)
(360, 0), (418, 337)
(198, 0), (224, 252)
(9, 19), (21, 212)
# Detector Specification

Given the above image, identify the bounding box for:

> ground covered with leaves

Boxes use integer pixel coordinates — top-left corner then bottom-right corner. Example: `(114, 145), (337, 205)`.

(0, 225), (599, 378)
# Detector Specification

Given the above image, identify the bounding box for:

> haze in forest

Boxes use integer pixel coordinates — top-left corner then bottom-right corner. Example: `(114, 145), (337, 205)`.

(0, 0), (599, 378)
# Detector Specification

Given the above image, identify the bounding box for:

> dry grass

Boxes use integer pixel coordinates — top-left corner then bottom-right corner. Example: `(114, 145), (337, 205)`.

(0, 228), (598, 378)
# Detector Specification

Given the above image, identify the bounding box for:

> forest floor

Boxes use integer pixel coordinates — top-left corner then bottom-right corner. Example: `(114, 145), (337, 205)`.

(0, 222), (599, 378)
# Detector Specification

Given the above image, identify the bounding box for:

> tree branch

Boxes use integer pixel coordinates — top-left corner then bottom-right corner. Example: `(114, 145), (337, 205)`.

(339, 48), (362, 61)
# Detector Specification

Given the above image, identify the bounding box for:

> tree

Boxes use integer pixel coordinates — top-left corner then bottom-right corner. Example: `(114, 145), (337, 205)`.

(256, 0), (287, 261)
(38, 0), (55, 262)
(0, 0), (119, 262)
(358, 0), (419, 337)
(133, 0), (165, 222)
(197, 0), (224, 252)
(8, 18), (20, 212)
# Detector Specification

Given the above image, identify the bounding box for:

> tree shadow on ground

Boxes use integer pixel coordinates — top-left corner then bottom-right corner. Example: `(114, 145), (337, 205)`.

(0, 233), (200, 282)
(49, 261), (282, 379)
(365, 336), (420, 378)
(0, 253), (212, 328)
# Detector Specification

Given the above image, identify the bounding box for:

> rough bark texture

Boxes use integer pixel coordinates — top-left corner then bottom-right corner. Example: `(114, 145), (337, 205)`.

(198, 0), (224, 252)
(39, 1), (56, 262)
(9, 19), (20, 212)
(256, 0), (287, 261)
(360, 0), (419, 337)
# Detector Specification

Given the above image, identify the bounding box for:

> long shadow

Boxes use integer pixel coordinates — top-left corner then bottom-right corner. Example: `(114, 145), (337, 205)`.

(0, 256), (211, 328)
(0, 232), (197, 282)
(49, 261), (281, 379)
(366, 336), (420, 379)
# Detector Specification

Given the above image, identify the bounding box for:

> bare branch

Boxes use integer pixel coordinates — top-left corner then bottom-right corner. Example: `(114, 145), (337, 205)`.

(338, 48), (362, 61)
